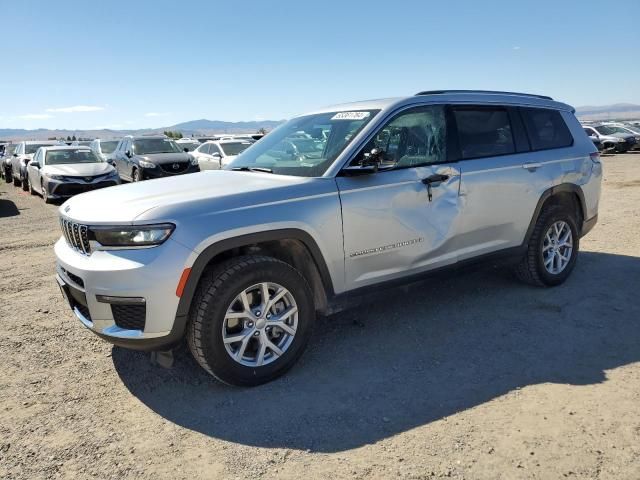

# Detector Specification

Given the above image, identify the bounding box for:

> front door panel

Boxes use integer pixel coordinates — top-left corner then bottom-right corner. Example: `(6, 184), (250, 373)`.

(337, 164), (461, 289)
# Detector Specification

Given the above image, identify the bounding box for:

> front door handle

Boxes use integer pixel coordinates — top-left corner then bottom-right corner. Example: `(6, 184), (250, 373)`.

(421, 174), (450, 202)
(522, 162), (542, 170)
(421, 173), (449, 185)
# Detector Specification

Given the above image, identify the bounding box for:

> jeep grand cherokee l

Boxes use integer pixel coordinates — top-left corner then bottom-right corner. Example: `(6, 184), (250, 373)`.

(54, 90), (601, 386)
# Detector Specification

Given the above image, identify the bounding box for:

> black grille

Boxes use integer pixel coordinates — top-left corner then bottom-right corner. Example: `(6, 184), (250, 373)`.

(55, 181), (117, 196)
(112, 304), (146, 331)
(159, 162), (189, 174)
(60, 218), (91, 254)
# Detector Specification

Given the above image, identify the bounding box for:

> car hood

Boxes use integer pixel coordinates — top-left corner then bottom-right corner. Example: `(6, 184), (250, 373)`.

(135, 152), (192, 164)
(43, 162), (115, 177)
(59, 170), (335, 225)
(607, 133), (635, 140)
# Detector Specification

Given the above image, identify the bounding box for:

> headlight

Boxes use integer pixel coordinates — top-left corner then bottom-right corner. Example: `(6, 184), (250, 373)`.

(89, 223), (175, 248)
(189, 155), (198, 166)
(48, 174), (65, 180)
(138, 160), (156, 169)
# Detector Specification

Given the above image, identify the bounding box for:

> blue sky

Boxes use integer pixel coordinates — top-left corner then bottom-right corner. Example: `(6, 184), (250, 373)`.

(1, 0), (639, 130)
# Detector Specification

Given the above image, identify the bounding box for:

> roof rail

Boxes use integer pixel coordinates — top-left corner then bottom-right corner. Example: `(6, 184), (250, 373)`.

(415, 90), (553, 100)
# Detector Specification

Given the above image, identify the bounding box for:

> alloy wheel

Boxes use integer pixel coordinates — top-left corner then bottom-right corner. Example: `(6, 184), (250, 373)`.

(542, 220), (573, 274)
(222, 282), (298, 367)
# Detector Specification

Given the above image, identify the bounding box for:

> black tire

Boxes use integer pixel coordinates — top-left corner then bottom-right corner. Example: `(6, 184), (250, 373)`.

(3, 168), (9, 183)
(13, 174), (20, 187)
(42, 182), (52, 204)
(187, 255), (315, 386)
(515, 205), (579, 287)
(28, 175), (36, 195)
(21, 175), (29, 191)
(132, 168), (141, 182)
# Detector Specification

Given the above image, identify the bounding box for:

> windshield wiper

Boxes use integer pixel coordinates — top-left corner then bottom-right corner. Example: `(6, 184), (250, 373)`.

(231, 166), (274, 173)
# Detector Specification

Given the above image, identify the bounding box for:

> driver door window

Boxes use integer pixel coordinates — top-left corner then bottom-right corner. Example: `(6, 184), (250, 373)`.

(355, 105), (447, 168)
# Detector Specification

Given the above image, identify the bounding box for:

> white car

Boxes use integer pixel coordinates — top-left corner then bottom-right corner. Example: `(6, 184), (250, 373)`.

(191, 140), (253, 170)
(89, 139), (121, 162)
(26, 146), (120, 203)
(175, 138), (201, 152)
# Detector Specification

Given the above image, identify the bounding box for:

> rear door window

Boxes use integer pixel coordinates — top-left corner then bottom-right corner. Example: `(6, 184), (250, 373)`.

(521, 107), (573, 150)
(452, 107), (515, 159)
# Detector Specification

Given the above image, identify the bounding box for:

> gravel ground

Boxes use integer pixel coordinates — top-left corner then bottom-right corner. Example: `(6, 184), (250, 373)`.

(1, 153), (639, 480)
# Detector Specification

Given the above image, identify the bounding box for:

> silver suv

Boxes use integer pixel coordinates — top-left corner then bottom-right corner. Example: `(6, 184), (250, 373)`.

(54, 90), (602, 386)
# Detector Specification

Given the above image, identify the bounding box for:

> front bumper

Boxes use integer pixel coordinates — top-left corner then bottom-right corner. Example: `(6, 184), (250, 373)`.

(46, 177), (119, 199)
(140, 163), (200, 180)
(55, 235), (194, 350)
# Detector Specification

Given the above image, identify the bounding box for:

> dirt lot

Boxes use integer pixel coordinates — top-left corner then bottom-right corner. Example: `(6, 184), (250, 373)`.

(1, 153), (639, 480)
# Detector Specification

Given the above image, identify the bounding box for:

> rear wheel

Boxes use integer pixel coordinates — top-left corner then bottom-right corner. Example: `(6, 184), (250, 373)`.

(187, 255), (315, 386)
(515, 205), (579, 286)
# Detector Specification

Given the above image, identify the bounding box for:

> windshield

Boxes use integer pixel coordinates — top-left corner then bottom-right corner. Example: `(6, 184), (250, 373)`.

(45, 149), (102, 165)
(133, 138), (181, 155)
(178, 142), (201, 152)
(26, 144), (53, 154)
(595, 125), (626, 135)
(100, 140), (119, 154)
(226, 110), (378, 176)
(220, 142), (252, 156)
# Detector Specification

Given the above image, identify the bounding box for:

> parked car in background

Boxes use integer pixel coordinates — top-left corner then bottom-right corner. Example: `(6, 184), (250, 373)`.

(11, 140), (59, 189)
(175, 138), (201, 152)
(607, 125), (640, 149)
(191, 139), (253, 170)
(582, 126), (632, 153)
(592, 125), (637, 151)
(90, 138), (120, 162)
(1, 144), (16, 182)
(111, 135), (200, 181)
(26, 146), (120, 203)
(54, 90), (601, 386)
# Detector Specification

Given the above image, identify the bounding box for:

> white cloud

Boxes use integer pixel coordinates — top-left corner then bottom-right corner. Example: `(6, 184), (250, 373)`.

(18, 113), (54, 120)
(144, 112), (168, 117)
(46, 105), (105, 113)
(512, 46), (521, 50)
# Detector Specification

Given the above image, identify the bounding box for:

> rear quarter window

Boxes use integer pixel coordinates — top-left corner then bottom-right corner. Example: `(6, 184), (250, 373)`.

(521, 107), (573, 150)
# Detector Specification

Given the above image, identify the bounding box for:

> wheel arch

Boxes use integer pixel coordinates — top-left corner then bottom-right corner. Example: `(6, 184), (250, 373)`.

(175, 229), (335, 321)
(524, 183), (587, 244)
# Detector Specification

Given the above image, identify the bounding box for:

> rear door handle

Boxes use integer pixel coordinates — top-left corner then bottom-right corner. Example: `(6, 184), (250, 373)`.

(522, 162), (542, 170)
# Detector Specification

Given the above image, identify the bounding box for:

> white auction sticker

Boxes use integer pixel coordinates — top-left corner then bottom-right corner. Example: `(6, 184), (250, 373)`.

(331, 111), (371, 121)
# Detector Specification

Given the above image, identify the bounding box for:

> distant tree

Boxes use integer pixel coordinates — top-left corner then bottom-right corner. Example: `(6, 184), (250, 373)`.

(257, 128), (267, 135)
(163, 130), (182, 139)
(66, 136), (71, 141)
(71, 135), (77, 141)
(47, 136), (57, 140)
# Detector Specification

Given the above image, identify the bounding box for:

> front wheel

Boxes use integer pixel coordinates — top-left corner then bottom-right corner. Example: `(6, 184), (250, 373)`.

(187, 255), (315, 386)
(515, 205), (579, 287)
(13, 174), (20, 187)
(3, 168), (10, 183)
(28, 175), (36, 195)
(132, 169), (141, 182)
(42, 182), (53, 204)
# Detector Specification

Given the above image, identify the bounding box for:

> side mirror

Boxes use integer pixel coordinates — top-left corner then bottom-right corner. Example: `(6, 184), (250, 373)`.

(341, 164), (379, 176)
(30, 161), (40, 168)
(183, 147), (190, 152)
(211, 152), (221, 159)
(125, 150), (132, 158)
(13, 153), (18, 157)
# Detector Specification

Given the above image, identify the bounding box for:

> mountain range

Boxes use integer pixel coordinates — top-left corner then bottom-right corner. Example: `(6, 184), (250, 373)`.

(0, 119), (284, 141)
(2, 104), (640, 141)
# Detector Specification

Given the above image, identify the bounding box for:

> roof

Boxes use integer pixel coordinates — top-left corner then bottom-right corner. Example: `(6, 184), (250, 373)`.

(39, 145), (92, 152)
(23, 140), (59, 145)
(305, 90), (573, 118)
